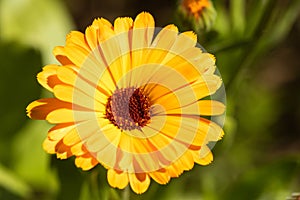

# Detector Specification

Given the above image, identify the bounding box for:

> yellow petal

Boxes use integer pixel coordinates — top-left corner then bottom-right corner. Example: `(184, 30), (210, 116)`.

(107, 169), (129, 189)
(85, 18), (115, 50)
(166, 100), (225, 116)
(192, 52), (216, 74)
(75, 154), (98, 170)
(199, 118), (224, 142)
(96, 142), (118, 172)
(175, 150), (194, 171)
(70, 142), (86, 156)
(56, 65), (78, 85)
(42, 137), (58, 154)
(131, 12), (155, 67)
(37, 65), (63, 92)
(66, 31), (90, 52)
(63, 45), (91, 67)
(197, 100), (225, 116)
(192, 145), (213, 165)
(53, 84), (105, 111)
(171, 31), (197, 53)
(151, 24), (178, 50)
(77, 54), (115, 95)
(94, 18), (115, 42)
(85, 25), (99, 51)
(190, 74), (222, 99)
(128, 173), (150, 194)
(55, 140), (72, 159)
(86, 124), (121, 152)
(149, 74), (222, 113)
(114, 17), (133, 34)
(133, 12), (155, 32)
(63, 119), (103, 146)
(46, 108), (96, 123)
(150, 115), (200, 148)
(149, 169), (170, 185)
(48, 123), (75, 141)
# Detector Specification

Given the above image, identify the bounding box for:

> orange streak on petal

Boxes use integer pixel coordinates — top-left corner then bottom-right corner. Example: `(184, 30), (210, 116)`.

(53, 46), (74, 65)
(26, 98), (72, 120)
(48, 122), (75, 141)
(70, 142), (86, 156)
(128, 173), (150, 194)
(37, 65), (63, 92)
(75, 153), (98, 170)
(55, 140), (72, 159)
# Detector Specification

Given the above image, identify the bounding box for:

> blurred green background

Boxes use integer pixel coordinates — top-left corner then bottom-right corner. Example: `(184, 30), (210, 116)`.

(0, 0), (300, 199)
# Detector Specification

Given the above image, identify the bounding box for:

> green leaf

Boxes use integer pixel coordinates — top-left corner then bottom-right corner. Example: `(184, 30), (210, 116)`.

(230, 0), (246, 36)
(0, 164), (32, 199)
(0, 0), (74, 64)
(0, 41), (42, 165)
(11, 120), (58, 197)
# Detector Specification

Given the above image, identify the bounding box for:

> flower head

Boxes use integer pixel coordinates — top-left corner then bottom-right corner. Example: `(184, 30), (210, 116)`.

(178, 0), (217, 31)
(27, 12), (225, 194)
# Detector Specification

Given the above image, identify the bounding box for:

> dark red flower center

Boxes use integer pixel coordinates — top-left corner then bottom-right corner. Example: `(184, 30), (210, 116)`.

(105, 87), (151, 131)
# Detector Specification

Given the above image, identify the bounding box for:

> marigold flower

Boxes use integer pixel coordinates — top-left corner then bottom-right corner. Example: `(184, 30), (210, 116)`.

(178, 0), (217, 31)
(27, 12), (225, 194)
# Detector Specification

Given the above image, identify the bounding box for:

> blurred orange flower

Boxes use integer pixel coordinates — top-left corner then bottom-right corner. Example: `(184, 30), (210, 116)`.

(27, 12), (225, 194)
(179, 0), (217, 31)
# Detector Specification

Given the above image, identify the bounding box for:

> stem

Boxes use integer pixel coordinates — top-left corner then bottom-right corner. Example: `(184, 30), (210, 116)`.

(122, 186), (130, 200)
(90, 170), (102, 200)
